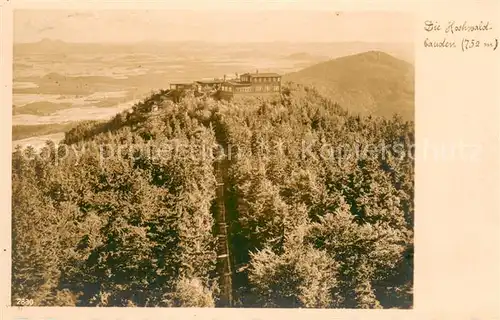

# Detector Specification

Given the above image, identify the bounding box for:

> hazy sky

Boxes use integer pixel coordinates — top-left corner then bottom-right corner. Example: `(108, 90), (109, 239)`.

(14, 10), (414, 43)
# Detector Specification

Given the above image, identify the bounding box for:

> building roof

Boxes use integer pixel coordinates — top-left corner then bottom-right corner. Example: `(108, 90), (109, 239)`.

(241, 72), (281, 78)
(170, 82), (193, 86)
(195, 79), (224, 84)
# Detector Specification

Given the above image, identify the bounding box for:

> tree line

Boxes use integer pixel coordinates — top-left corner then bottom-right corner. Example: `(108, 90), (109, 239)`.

(12, 83), (414, 308)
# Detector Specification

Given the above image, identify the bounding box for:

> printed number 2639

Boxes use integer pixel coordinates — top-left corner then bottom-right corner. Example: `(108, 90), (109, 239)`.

(15, 298), (34, 306)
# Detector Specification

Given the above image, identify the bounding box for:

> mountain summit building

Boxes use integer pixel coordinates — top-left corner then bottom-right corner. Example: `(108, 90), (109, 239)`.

(220, 72), (282, 100)
(167, 71), (282, 102)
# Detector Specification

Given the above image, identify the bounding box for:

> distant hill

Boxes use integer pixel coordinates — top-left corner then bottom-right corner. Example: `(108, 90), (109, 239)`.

(15, 38), (68, 53)
(283, 51), (414, 121)
(14, 40), (413, 63)
(282, 52), (328, 61)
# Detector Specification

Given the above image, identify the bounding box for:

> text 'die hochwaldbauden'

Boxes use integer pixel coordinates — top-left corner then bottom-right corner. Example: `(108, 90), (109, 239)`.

(424, 20), (498, 52)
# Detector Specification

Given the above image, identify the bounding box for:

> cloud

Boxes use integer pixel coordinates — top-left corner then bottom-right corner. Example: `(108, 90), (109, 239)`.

(38, 26), (55, 33)
(14, 10), (413, 43)
(66, 11), (95, 19)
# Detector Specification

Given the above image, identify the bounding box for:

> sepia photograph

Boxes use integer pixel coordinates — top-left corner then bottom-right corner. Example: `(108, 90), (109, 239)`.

(10, 9), (415, 309)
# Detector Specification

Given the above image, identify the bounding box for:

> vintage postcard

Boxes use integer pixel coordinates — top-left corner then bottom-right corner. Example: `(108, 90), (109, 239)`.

(1, 1), (499, 320)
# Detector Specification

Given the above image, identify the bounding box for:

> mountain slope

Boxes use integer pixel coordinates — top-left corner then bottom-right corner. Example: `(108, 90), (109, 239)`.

(283, 51), (414, 121)
(12, 86), (414, 308)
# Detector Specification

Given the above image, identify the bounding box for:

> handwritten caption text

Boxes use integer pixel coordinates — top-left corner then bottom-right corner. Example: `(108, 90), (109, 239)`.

(423, 20), (497, 52)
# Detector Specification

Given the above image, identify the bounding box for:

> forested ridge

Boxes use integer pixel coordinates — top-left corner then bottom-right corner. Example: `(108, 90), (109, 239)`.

(283, 51), (414, 121)
(12, 83), (414, 308)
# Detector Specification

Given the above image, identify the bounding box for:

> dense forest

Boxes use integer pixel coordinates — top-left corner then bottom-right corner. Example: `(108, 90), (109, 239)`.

(12, 83), (414, 308)
(283, 51), (415, 121)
